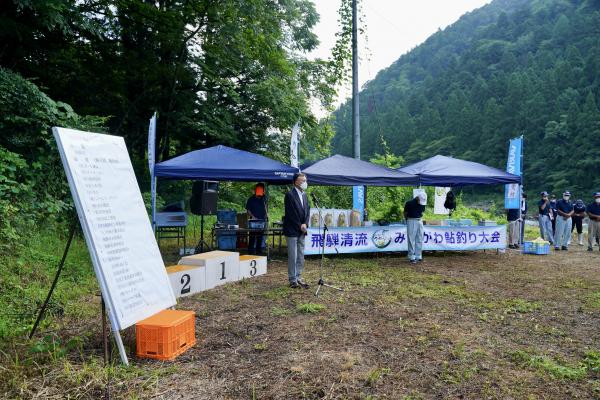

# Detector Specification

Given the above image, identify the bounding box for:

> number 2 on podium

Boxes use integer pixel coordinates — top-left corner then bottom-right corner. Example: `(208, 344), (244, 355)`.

(180, 274), (191, 294)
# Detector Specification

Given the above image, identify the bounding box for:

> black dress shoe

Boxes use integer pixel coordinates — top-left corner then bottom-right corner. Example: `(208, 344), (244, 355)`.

(297, 279), (310, 289)
(588, 247), (593, 252)
(561, 246), (568, 251)
(289, 282), (300, 289)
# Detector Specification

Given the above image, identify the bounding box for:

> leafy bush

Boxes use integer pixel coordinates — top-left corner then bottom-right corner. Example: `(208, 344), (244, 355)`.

(0, 146), (35, 254)
(0, 68), (106, 253)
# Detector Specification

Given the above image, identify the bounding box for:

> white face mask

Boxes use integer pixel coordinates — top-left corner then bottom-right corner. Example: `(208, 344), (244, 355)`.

(563, 196), (570, 201)
(596, 198), (600, 204)
(299, 181), (308, 191)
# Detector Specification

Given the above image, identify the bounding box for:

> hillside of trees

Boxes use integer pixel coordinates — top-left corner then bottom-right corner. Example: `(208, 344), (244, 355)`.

(1, 0), (343, 165)
(332, 0), (600, 198)
(0, 0), (356, 250)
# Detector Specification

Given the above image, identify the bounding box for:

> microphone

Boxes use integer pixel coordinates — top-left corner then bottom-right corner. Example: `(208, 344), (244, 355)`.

(310, 192), (320, 208)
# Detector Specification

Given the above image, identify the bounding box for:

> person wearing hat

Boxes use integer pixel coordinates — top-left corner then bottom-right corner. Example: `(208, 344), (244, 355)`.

(586, 192), (600, 252)
(570, 199), (586, 246)
(404, 192), (427, 264)
(538, 191), (554, 244)
(554, 191), (574, 251)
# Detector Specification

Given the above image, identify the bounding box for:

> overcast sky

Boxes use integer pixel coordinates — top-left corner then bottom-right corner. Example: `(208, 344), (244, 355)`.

(309, 0), (492, 109)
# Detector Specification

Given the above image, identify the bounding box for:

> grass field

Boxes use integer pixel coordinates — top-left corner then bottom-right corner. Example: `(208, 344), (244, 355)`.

(1, 228), (600, 399)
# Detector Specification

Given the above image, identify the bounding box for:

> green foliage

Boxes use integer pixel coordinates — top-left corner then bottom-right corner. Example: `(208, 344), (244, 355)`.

(510, 350), (589, 380)
(0, 226), (97, 340)
(364, 367), (391, 387)
(1, 1), (345, 166)
(503, 299), (541, 314)
(296, 303), (326, 314)
(29, 334), (84, 361)
(332, 0), (600, 198)
(0, 147), (31, 254)
(0, 68), (105, 253)
(367, 146), (413, 222)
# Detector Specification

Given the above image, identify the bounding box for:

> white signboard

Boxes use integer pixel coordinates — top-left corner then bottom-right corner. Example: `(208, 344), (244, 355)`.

(434, 187), (451, 215)
(54, 127), (176, 364)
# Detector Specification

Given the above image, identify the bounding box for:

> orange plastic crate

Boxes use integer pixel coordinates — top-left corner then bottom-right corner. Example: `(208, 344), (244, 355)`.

(136, 309), (196, 360)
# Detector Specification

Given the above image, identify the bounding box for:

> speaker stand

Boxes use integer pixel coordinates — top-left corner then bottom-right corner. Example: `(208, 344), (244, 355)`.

(195, 214), (211, 253)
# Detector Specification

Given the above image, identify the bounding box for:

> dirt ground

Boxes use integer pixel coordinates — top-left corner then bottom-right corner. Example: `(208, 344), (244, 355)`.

(3, 242), (600, 399)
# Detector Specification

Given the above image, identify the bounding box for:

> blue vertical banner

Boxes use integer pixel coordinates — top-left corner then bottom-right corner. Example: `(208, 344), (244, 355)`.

(148, 112), (157, 230)
(504, 136), (523, 209)
(353, 185), (365, 221)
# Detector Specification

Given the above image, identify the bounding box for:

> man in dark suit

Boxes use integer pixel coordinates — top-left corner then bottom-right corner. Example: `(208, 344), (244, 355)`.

(283, 173), (310, 289)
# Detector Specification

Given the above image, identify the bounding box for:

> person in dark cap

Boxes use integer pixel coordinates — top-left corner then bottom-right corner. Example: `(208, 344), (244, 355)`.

(283, 172), (310, 288)
(554, 191), (573, 251)
(587, 192), (600, 252)
(570, 199), (586, 246)
(538, 191), (553, 244)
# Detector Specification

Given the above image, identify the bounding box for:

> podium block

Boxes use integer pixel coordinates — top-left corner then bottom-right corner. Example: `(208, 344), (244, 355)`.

(166, 265), (206, 298)
(179, 251), (240, 289)
(239, 255), (267, 279)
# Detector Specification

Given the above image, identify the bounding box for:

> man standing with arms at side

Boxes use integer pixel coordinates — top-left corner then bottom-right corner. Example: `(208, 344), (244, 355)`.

(554, 191), (574, 251)
(507, 207), (521, 249)
(549, 194), (558, 235)
(283, 173), (310, 289)
(570, 199), (586, 246)
(538, 191), (554, 244)
(404, 192), (426, 264)
(587, 192), (600, 252)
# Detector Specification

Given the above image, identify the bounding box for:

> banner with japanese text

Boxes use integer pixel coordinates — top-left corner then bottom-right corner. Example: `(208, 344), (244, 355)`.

(504, 136), (523, 209)
(305, 225), (506, 255)
(352, 185), (364, 222)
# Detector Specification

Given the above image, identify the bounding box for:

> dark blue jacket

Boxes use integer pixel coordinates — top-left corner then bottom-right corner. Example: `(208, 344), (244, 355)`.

(283, 188), (310, 237)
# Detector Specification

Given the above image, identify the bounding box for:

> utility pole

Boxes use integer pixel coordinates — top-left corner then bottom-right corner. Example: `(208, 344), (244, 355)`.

(351, 0), (367, 221)
(352, 0), (360, 159)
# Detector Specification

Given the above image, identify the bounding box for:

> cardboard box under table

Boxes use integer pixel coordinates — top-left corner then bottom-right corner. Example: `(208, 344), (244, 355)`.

(136, 309), (196, 361)
(179, 250), (240, 288)
(239, 255), (267, 279)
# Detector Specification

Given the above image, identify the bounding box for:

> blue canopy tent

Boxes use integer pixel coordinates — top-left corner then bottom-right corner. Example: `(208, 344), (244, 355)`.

(301, 154), (419, 186)
(154, 145), (298, 183)
(152, 145), (299, 253)
(397, 155), (521, 186)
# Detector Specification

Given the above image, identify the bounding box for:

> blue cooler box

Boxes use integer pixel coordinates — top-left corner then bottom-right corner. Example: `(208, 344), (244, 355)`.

(217, 209), (237, 225)
(217, 229), (237, 250)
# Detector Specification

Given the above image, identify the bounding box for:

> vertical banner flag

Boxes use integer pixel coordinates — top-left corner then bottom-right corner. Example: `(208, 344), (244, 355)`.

(434, 187), (451, 215)
(148, 112), (157, 229)
(504, 136), (523, 209)
(290, 122), (300, 168)
(353, 185), (365, 222)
